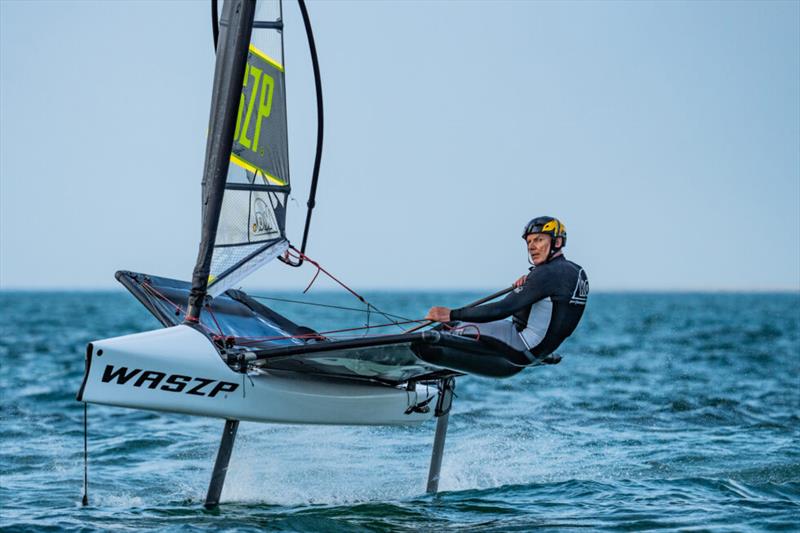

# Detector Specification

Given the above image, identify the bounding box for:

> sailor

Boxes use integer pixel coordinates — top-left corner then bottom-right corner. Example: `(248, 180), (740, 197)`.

(425, 216), (589, 362)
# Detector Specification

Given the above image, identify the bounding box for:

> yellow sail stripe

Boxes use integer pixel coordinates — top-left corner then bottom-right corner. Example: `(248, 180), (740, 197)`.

(230, 153), (287, 186)
(249, 44), (283, 72)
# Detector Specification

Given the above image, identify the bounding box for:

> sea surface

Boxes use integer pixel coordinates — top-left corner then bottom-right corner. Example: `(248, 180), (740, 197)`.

(1, 290), (798, 531)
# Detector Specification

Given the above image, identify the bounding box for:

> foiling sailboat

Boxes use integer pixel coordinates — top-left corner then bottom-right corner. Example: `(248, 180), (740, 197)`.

(77, 0), (560, 508)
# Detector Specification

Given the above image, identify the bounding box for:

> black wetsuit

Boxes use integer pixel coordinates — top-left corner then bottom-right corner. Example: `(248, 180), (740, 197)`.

(450, 255), (589, 357)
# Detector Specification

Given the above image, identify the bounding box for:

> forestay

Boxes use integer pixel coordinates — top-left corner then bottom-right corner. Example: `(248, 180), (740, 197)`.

(207, 0), (291, 297)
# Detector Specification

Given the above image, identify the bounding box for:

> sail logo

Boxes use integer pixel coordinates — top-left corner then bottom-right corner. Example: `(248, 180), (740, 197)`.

(228, 45), (288, 187)
(234, 62), (274, 156)
(251, 197), (280, 237)
(100, 364), (239, 398)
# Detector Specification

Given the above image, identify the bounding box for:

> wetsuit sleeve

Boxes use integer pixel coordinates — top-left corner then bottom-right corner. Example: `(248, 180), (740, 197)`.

(450, 270), (551, 323)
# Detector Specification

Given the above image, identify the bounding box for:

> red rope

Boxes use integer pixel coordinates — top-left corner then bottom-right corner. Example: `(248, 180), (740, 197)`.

(141, 282), (216, 335)
(448, 323), (481, 341)
(205, 304), (224, 336)
(303, 265), (322, 294)
(141, 282), (184, 317)
(285, 245), (367, 304)
(283, 245), (420, 335)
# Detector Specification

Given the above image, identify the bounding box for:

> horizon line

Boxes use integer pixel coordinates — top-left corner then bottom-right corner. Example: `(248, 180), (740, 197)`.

(0, 286), (798, 294)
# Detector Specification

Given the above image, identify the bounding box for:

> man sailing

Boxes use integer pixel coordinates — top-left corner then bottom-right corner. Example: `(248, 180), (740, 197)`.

(425, 216), (589, 363)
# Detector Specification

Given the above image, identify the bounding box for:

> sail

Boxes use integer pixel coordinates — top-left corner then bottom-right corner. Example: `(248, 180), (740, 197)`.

(207, 0), (291, 297)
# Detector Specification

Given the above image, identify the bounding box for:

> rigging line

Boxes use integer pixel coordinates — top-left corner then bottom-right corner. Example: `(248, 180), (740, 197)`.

(450, 324), (481, 341)
(205, 304), (225, 336)
(233, 318), (423, 345)
(285, 246), (362, 301)
(302, 263), (322, 294)
(141, 282), (183, 315)
(285, 245), (410, 331)
(141, 282), (216, 336)
(81, 402), (88, 506)
(248, 295), (417, 322)
(369, 303), (409, 331)
(237, 331), (402, 346)
(362, 301), (409, 332)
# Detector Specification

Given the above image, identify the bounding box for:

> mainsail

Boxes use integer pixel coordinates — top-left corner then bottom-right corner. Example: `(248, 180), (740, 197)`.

(209, 0), (290, 296)
(189, 0), (291, 318)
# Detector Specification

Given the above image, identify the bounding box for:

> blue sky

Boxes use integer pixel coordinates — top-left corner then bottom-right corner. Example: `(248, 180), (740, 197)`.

(1, 0), (798, 291)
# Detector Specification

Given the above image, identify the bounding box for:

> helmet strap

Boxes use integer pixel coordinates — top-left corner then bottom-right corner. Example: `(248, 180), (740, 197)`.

(551, 221), (562, 257)
(547, 236), (564, 260)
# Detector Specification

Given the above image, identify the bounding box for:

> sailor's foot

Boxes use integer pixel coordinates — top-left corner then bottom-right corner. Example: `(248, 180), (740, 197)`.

(540, 353), (562, 365)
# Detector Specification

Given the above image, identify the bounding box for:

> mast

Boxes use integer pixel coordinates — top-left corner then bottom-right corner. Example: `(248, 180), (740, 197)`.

(187, 0), (257, 322)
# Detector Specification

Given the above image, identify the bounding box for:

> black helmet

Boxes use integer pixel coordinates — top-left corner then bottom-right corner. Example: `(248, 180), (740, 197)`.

(522, 216), (567, 254)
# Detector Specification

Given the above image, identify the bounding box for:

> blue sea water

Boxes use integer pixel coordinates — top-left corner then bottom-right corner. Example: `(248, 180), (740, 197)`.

(1, 290), (798, 531)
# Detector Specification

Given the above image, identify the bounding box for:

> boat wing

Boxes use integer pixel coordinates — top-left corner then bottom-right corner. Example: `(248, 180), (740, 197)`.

(254, 337), (459, 385)
(116, 270), (307, 348)
(253, 329), (532, 383)
(117, 271), (535, 384)
(115, 271), (457, 385)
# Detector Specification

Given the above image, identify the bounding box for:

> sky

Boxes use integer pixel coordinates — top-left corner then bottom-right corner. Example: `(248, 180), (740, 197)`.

(1, 0), (798, 291)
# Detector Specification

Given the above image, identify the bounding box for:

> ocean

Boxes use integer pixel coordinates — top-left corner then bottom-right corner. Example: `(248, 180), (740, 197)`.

(1, 290), (798, 531)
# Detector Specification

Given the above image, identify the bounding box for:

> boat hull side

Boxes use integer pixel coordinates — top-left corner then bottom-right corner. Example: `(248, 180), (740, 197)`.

(78, 325), (435, 425)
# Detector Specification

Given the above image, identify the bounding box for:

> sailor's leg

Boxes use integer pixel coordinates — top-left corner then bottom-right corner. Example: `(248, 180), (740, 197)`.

(426, 378), (455, 493)
(452, 319), (528, 352)
(204, 419), (240, 509)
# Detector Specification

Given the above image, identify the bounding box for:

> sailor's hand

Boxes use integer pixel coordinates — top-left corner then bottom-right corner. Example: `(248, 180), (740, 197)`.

(425, 306), (451, 322)
(513, 275), (527, 289)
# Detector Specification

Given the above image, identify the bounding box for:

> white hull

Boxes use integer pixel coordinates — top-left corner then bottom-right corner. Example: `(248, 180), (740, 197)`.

(78, 325), (436, 425)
